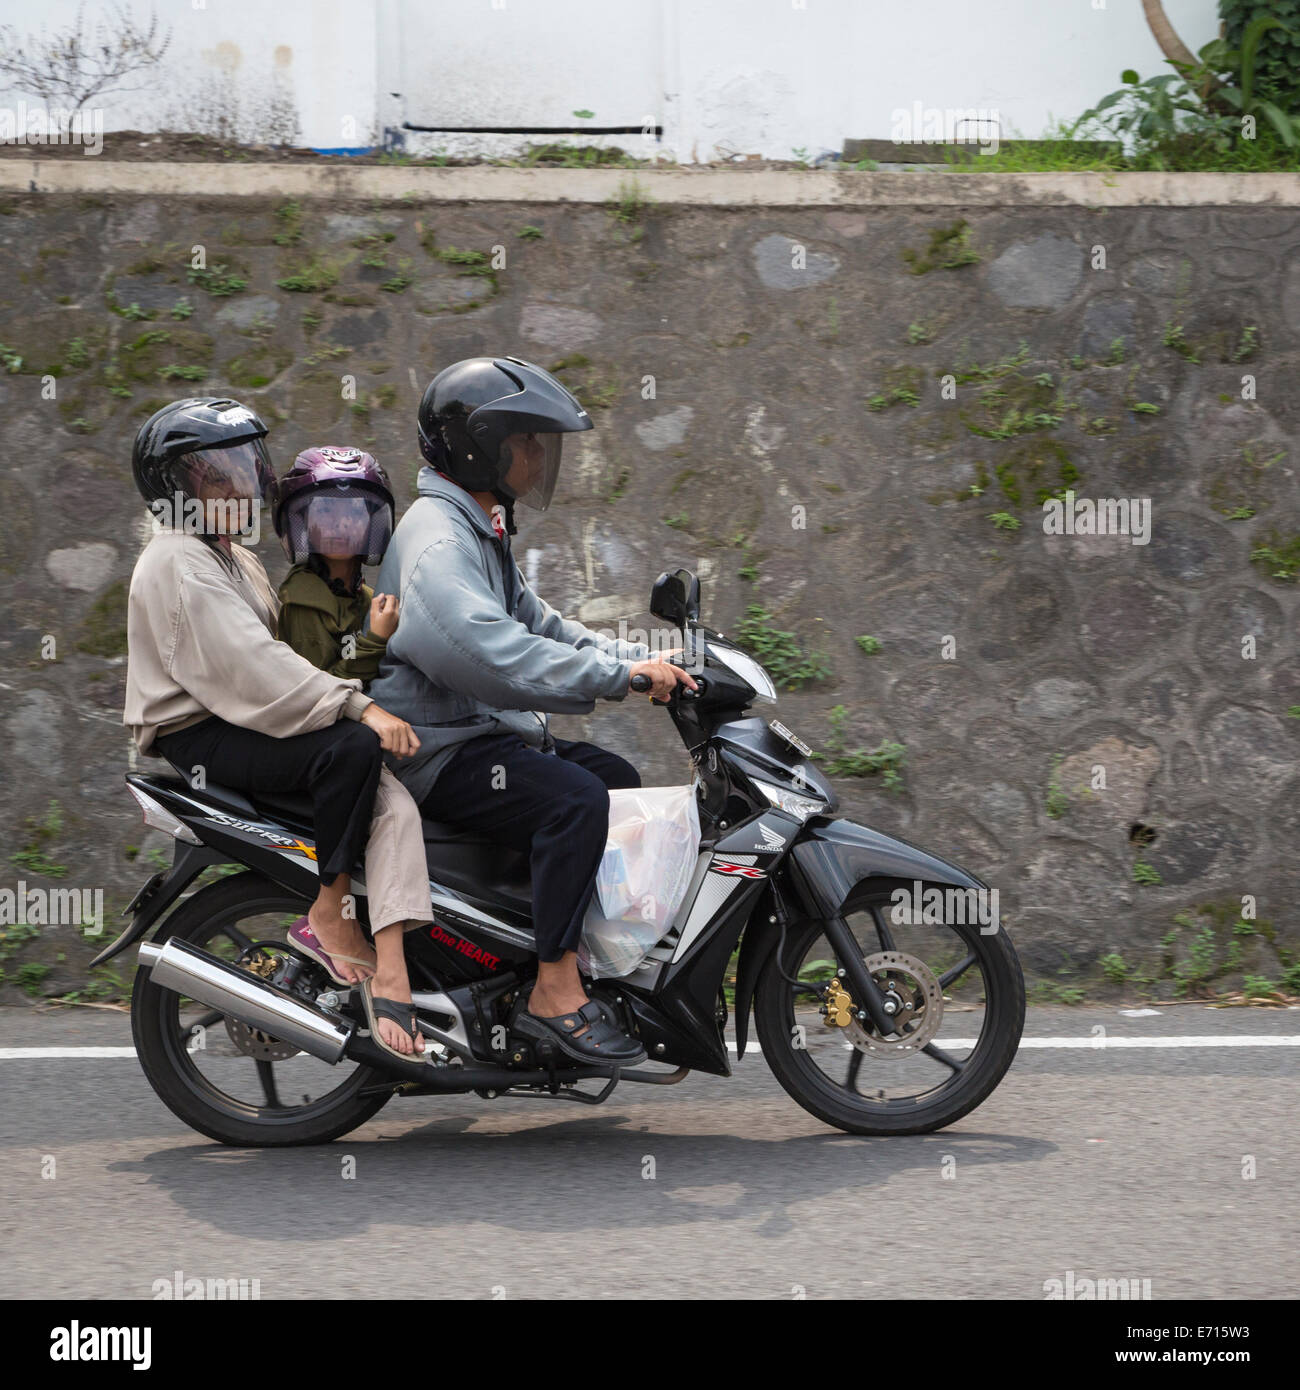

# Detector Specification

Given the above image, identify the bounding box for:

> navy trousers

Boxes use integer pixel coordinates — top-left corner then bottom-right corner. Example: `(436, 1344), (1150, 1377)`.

(417, 735), (640, 962)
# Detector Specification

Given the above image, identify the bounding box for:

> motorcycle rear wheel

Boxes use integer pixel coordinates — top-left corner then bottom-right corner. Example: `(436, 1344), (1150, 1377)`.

(132, 872), (391, 1147)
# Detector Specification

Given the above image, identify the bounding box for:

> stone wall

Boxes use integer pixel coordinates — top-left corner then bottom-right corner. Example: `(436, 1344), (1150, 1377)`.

(1, 183), (1298, 999)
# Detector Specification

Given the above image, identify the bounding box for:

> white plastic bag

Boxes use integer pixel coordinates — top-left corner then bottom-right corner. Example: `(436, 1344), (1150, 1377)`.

(578, 785), (701, 978)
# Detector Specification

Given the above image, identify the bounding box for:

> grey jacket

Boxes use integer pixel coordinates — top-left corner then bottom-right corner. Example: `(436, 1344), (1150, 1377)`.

(366, 468), (650, 801)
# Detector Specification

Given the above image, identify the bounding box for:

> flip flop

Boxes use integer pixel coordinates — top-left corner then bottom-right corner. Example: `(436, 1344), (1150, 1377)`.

(360, 981), (427, 1063)
(286, 917), (375, 987)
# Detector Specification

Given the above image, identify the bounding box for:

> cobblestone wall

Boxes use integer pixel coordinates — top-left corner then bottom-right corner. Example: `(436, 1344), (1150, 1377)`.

(1, 190), (1297, 997)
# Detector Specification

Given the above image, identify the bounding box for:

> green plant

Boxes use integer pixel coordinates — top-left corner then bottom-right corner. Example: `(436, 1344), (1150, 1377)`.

(606, 178), (654, 227)
(273, 199), (304, 246)
(170, 298), (193, 319)
(158, 364), (206, 381)
(734, 605), (830, 690)
(906, 320), (934, 345)
(276, 255), (339, 293)
(1130, 400), (1160, 414)
(187, 262), (247, 297)
(0, 342), (22, 372)
(1105, 336), (1126, 365)
(15, 962), (51, 997)
(855, 635), (882, 655)
(11, 801), (66, 878)
(812, 705), (906, 789)
(64, 337), (90, 369)
(1046, 753), (1068, 819)
(1231, 324), (1259, 361)
(517, 224), (544, 239)
(1242, 973), (1275, 998)
(988, 511), (1021, 530)
(901, 220), (980, 274)
(1076, 13), (1300, 162)
(1250, 532), (1300, 582)
(1162, 321), (1201, 363)
(1100, 952), (1130, 984)
(1132, 859), (1163, 886)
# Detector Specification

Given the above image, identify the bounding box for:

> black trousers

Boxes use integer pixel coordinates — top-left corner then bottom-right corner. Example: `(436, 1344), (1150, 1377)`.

(155, 716), (383, 885)
(417, 735), (640, 962)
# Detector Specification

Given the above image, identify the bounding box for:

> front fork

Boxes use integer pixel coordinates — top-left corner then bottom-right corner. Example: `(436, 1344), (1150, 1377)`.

(818, 914), (899, 1037)
(766, 877), (897, 1036)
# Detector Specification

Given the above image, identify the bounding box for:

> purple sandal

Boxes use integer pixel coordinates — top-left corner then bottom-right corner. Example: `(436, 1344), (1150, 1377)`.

(286, 917), (374, 987)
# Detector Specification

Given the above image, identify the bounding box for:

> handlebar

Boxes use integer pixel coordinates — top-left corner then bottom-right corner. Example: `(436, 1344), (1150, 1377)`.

(630, 672), (706, 702)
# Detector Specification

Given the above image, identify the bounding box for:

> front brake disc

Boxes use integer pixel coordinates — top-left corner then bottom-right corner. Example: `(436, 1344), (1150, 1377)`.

(839, 950), (945, 1057)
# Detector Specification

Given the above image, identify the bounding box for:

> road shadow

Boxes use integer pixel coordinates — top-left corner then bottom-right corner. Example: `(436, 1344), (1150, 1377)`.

(109, 1115), (1056, 1241)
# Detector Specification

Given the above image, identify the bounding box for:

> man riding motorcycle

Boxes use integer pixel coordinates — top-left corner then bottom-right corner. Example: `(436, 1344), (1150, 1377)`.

(366, 356), (697, 1065)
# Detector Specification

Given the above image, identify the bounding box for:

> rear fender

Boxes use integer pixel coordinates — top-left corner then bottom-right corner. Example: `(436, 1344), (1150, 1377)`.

(88, 840), (226, 967)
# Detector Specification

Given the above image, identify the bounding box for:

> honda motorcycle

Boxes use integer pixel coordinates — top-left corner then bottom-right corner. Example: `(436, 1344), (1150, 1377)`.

(97, 568), (1024, 1145)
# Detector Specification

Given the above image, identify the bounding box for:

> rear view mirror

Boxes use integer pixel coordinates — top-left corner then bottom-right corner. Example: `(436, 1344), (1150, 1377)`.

(650, 568), (700, 627)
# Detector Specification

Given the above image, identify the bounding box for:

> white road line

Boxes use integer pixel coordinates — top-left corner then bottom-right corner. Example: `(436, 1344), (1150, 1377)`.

(3, 1036), (1300, 1062)
(0, 1047), (139, 1058)
(730, 1035), (1300, 1056)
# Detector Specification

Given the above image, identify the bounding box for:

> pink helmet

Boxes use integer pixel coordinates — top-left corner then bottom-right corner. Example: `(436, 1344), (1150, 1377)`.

(274, 446), (395, 565)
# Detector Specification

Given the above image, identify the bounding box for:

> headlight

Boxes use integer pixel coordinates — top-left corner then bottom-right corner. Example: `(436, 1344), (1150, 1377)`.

(706, 641), (777, 704)
(751, 777), (826, 822)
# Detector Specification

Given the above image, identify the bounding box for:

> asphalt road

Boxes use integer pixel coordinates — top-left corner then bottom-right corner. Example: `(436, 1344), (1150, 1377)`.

(1, 1003), (1296, 1300)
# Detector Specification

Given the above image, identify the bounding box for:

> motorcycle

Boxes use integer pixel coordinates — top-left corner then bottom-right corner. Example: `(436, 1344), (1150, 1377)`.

(96, 568), (1024, 1145)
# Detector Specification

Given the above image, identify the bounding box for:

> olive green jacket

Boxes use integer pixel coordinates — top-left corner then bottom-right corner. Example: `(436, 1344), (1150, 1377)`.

(276, 564), (389, 684)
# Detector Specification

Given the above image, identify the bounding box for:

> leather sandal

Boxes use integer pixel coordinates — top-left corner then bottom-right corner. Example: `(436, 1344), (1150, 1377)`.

(516, 998), (646, 1066)
(360, 981), (427, 1063)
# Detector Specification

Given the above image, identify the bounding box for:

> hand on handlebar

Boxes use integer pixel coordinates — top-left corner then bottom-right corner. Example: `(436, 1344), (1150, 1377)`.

(629, 658), (698, 702)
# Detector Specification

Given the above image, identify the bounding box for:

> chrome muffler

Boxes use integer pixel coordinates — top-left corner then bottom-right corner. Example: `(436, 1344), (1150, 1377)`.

(138, 938), (353, 1064)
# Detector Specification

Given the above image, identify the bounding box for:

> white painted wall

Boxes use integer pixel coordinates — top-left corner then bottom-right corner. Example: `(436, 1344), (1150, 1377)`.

(0, 0), (1223, 160)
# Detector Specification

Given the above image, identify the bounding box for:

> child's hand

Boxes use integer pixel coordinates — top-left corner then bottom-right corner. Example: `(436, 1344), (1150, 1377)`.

(369, 593), (399, 640)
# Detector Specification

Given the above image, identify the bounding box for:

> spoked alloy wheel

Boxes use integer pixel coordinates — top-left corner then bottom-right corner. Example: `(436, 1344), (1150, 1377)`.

(753, 892), (1025, 1136)
(131, 873), (389, 1146)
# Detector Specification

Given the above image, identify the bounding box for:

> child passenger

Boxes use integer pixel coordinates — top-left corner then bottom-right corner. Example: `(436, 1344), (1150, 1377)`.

(272, 446), (434, 1061)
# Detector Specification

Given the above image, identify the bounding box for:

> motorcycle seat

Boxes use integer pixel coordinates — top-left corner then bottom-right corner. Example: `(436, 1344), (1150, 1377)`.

(159, 763), (533, 908)
(422, 821), (533, 905)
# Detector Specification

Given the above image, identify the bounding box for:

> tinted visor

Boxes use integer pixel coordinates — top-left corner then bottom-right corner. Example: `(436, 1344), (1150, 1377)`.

(498, 431), (562, 511)
(168, 439), (276, 534)
(282, 489), (394, 566)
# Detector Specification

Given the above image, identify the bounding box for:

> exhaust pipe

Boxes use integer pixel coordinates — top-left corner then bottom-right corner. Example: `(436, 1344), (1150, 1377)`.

(138, 938), (353, 1064)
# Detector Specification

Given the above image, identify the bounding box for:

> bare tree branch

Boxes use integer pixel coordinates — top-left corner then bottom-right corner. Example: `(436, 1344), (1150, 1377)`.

(0, 4), (171, 114)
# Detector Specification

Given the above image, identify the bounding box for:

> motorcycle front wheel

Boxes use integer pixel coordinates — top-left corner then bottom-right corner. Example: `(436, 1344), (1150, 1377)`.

(131, 872), (391, 1147)
(753, 891), (1025, 1136)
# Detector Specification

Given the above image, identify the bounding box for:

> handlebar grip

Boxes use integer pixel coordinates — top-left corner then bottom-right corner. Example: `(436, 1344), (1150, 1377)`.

(630, 673), (652, 693)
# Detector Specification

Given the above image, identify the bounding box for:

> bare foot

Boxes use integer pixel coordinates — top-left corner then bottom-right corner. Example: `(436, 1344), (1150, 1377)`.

(371, 971), (425, 1056)
(306, 906), (376, 985)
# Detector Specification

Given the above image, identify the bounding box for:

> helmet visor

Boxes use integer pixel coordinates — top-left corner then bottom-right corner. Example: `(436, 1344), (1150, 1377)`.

(498, 431), (562, 511)
(282, 489), (394, 566)
(168, 439), (276, 535)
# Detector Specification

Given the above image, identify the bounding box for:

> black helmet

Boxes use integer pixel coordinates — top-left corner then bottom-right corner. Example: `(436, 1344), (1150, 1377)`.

(132, 397), (277, 529)
(416, 356), (592, 513)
